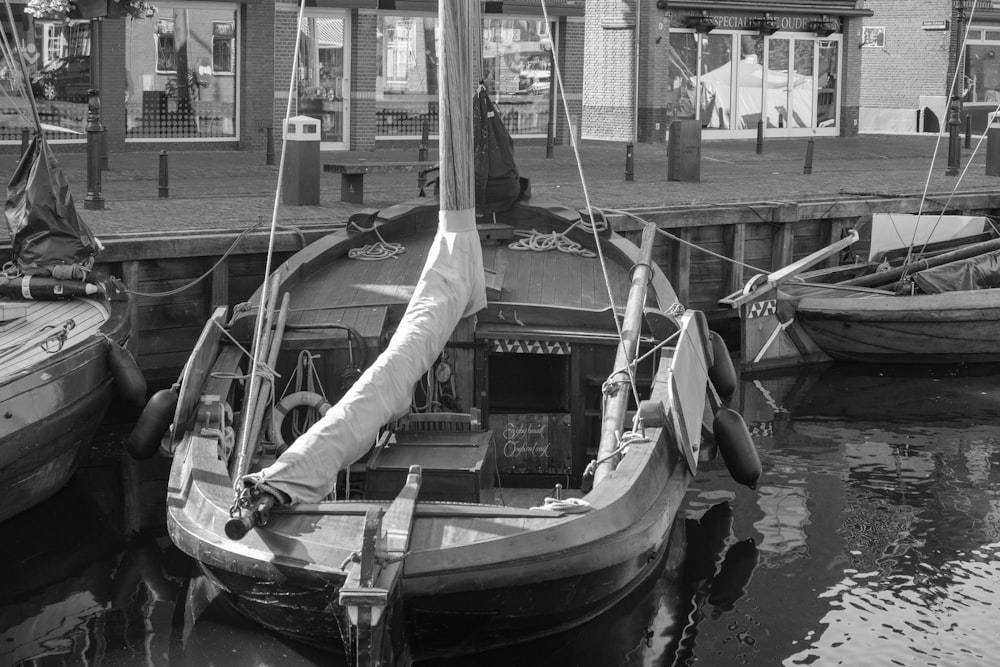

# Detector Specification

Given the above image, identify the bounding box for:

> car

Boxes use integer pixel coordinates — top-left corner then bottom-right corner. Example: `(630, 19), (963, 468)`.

(31, 55), (91, 102)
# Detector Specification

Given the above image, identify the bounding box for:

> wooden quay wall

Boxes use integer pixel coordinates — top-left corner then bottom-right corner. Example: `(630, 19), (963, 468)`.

(7, 191), (999, 389)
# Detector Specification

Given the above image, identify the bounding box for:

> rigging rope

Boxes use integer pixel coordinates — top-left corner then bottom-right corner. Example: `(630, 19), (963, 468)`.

(539, 0), (640, 408)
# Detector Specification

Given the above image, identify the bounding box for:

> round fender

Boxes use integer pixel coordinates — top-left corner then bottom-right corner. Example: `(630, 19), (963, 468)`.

(708, 332), (737, 403)
(106, 338), (148, 407)
(126, 388), (178, 460)
(269, 391), (332, 449)
(713, 407), (761, 490)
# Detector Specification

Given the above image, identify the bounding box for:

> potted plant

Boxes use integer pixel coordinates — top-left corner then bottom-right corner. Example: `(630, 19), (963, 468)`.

(26, 0), (157, 20)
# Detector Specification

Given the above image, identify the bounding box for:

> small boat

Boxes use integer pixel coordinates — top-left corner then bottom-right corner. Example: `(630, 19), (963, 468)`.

(155, 2), (758, 664)
(721, 212), (1000, 371)
(0, 139), (139, 522)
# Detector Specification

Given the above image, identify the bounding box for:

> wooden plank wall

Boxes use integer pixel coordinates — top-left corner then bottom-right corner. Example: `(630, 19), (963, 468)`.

(5, 191), (997, 391)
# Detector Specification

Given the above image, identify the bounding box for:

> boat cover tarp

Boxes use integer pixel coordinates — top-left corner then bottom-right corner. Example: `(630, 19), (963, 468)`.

(912, 248), (1000, 294)
(246, 209), (487, 504)
(474, 86), (526, 213)
(5, 135), (101, 276)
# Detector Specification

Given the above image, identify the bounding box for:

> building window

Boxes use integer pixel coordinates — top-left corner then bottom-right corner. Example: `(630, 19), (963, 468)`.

(155, 20), (176, 73)
(126, 3), (240, 142)
(212, 21), (234, 74)
(375, 13), (553, 139)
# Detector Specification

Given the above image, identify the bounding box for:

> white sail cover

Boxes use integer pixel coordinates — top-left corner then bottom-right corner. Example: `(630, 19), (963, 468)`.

(246, 209), (486, 504)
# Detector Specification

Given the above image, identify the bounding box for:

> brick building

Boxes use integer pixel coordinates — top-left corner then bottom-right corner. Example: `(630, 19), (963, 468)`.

(859, 0), (1000, 135)
(0, 0), (585, 154)
(583, 0), (873, 143)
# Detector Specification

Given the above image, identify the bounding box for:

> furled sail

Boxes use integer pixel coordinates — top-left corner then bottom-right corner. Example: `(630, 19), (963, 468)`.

(245, 211), (486, 504)
(5, 135), (101, 277)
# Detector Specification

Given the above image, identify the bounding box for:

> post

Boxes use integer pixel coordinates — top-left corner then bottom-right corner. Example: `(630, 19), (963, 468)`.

(265, 127), (275, 166)
(965, 113), (972, 149)
(158, 150), (169, 198)
(756, 119), (764, 155)
(946, 95), (961, 176)
(84, 88), (104, 210)
(92, 18), (108, 171)
(803, 136), (814, 175)
(417, 120), (429, 190)
(625, 142), (634, 182)
(545, 43), (556, 158)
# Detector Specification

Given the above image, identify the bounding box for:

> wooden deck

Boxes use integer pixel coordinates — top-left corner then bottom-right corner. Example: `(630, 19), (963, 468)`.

(0, 298), (109, 381)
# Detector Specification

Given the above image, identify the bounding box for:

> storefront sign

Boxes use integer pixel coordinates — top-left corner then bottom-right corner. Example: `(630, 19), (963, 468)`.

(685, 13), (842, 34)
(921, 20), (949, 31)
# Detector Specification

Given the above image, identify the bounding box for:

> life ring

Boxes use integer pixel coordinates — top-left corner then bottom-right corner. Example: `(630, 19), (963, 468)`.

(269, 391), (332, 450)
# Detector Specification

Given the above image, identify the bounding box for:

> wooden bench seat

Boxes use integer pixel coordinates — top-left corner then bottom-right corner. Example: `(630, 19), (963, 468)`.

(323, 161), (438, 203)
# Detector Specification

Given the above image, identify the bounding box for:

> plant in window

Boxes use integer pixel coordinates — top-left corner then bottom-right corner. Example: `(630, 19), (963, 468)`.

(26, 0), (157, 20)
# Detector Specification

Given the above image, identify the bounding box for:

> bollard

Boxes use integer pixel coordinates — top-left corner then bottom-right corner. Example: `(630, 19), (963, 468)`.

(265, 127), (275, 166)
(20, 127), (28, 156)
(946, 96), (961, 177)
(965, 114), (972, 149)
(84, 88), (104, 210)
(158, 150), (169, 198)
(625, 142), (634, 182)
(803, 137), (814, 175)
(417, 121), (429, 190)
(756, 120), (764, 155)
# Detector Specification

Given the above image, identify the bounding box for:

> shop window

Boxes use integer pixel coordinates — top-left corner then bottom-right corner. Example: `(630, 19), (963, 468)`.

(212, 22), (234, 74)
(375, 13), (553, 139)
(481, 16), (554, 137)
(126, 4), (239, 142)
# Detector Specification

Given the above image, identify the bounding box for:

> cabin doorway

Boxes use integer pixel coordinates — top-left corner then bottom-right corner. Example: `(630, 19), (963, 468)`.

(486, 349), (573, 484)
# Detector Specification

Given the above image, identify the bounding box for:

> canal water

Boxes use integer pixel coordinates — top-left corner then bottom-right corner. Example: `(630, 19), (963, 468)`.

(3, 363), (999, 666)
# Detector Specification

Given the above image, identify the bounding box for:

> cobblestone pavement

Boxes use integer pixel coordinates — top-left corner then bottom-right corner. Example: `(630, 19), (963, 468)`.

(1, 133), (998, 242)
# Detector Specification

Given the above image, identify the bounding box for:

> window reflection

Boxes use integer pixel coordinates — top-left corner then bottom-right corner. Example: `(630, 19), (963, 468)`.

(126, 3), (239, 140)
(374, 13), (553, 139)
(701, 32), (733, 129)
(297, 16), (346, 144)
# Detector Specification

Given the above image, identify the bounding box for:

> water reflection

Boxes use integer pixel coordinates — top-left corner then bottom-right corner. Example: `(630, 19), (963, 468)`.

(3, 363), (1000, 665)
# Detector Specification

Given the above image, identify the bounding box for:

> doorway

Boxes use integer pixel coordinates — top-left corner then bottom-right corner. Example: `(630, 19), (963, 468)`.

(297, 10), (350, 150)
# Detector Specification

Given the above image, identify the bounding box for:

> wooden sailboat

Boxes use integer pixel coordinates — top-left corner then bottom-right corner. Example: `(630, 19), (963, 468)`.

(722, 213), (1000, 370)
(0, 17), (139, 524)
(157, 1), (757, 663)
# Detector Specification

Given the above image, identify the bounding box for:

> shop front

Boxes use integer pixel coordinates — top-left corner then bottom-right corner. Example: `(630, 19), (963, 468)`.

(665, 9), (845, 139)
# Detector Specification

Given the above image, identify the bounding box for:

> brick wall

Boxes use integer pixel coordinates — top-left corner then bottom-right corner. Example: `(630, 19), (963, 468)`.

(858, 0), (950, 133)
(243, 0), (275, 151)
(582, 0), (637, 141)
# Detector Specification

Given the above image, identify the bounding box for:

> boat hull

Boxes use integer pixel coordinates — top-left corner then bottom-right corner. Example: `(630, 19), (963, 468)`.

(796, 289), (1000, 363)
(0, 282), (132, 524)
(0, 356), (113, 523)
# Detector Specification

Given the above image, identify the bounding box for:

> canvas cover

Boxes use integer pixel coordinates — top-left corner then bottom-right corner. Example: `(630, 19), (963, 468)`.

(247, 209), (487, 504)
(474, 86), (526, 213)
(5, 135), (100, 276)
(912, 248), (1000, 294)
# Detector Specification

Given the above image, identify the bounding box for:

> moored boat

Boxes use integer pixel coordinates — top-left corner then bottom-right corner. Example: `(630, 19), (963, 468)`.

(1, 138), (138, 523)
(721, 213), (1000, 371)
(156, 2), (759, 663)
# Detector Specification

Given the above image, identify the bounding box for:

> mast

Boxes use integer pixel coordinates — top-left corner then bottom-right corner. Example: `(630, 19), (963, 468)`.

(438, 0), (476, 214)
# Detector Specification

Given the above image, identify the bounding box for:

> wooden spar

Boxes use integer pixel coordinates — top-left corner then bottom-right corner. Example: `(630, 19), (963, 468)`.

(437, 0), (475, 214)
(838, 236), (1000, 288)
(242, 292), (290, 461)
(230, 272), (282, 484)
(593, 223), (657, 487)
(720, 229), (860, 308)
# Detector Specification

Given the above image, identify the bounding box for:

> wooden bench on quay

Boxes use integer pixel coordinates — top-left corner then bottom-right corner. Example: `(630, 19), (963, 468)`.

(323, 161), (438, 204)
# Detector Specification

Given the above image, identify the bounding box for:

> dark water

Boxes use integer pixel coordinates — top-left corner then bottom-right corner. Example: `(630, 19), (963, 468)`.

(3, 364), (1000, 666)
